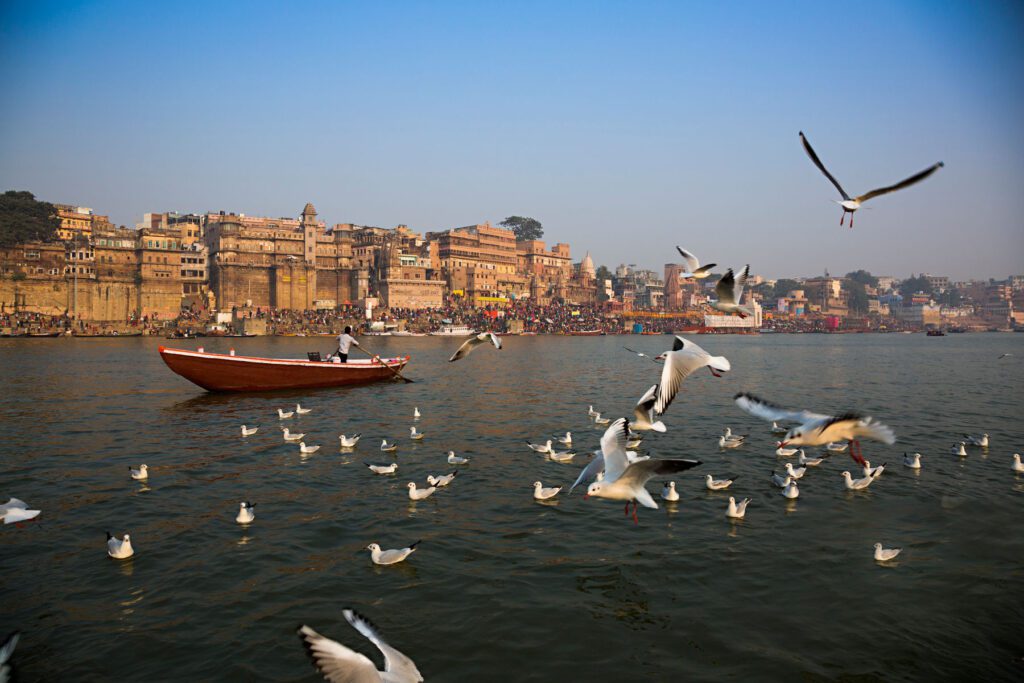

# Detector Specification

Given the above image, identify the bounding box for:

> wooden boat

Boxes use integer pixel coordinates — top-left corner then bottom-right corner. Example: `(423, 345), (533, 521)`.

(159, 346), (409, 392)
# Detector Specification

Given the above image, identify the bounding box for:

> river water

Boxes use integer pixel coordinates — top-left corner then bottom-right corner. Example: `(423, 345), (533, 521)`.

(1, 333), (1022, 681)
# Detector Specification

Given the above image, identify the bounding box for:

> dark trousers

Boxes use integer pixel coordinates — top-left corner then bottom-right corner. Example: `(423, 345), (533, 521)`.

(337, 352), (348, 363)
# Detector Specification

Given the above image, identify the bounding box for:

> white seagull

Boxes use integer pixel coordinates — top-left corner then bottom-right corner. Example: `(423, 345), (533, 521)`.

(426, 472), (457, 487)
(771, 421), (787, 435)
(782, 479), (800, 499)
(381, 440), (397, 453)
(236, 501), (255, 524)
(527, 440), (554, 454)
(367, 463), (398, 475)
(278, 408), (294, 419)
(282, 428), (305, 442)
(950, 442), (967, 456)
(662, 482), (680, 501)
(842, 470), (880, 490)
(800, 451), (825, 467)
(1, 498), (41, 525)
(533, 481), (561, 500)
(295, 404), (312, 415)
(826, 442), (849, 453)
(1012, 454), (1023, 473)
(366, 541), (420, 566)
(800, 130), (944, 228)
(903, 452), (922, 469)
(409, 426), (424, 440)
(413, 407), (421, 420)
(734, 393), (895, 466)
(874, 543), (902, 562)
(653, 336), (731, 415)
(106, 532), (134, 559)
(548, 450), (577, 463)
(675, 246), (717, 279)
(297, 610), (424, 683)
(771, 471), (792, 488)
(241, 425), (259, 437)
(129, 464), (148, 480)
(339, 434), (361, 448)
(583, 418), (702, 523)
(449, 331), (501, 362)
(593, 414), (610, 425)
(719, 435), (745, 449)
(623, 346), (660, 363)
(963, 433), (989, 447)
(705, 474), (737, 491)
(775, 443), (799, 457)
(784, 463), (807, 480)
(727, 497), (751, 519)
(447, 451), (469, 465)
(710, 265), (753, 318)
(407, 482), (435, 501)
(587, 405), (600, 417)
(557, 432), (573, 445)
(861, 460), (885, 478)
(629, 385), (666, 433)
(299, 442), (320, 455)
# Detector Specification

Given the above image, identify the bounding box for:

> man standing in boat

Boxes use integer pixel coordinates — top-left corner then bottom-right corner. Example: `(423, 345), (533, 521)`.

(335, 325), (359, 362)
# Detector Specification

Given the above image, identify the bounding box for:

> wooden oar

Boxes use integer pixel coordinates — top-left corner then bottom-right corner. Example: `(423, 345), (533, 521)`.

(353, 343), (414, 383)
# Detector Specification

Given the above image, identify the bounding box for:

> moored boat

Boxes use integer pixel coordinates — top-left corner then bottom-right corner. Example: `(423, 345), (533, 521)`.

(430, 325), (473, 336)
(159, 346), (409, 392)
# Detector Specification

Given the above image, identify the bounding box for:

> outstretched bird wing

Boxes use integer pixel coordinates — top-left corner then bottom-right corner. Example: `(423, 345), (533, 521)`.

(675, 246), (700, 273)
(715, 269), (736, 304)
(855, 162), (944, 203)
(344, 609), (423, 681)
(800, 131), (850, 200)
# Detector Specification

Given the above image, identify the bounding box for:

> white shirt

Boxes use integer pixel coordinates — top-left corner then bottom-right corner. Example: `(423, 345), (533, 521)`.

(337, 333), (359, 354)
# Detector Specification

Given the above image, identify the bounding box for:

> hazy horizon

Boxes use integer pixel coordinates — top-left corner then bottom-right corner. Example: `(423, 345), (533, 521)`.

(2, 1), (1022, 280)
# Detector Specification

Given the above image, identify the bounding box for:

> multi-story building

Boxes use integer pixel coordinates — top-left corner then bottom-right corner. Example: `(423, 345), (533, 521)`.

(54, 204), (113, 242)
(426, 223), (527, 303)
(802, 277), (848, 316)
(922, 273), (950, 292)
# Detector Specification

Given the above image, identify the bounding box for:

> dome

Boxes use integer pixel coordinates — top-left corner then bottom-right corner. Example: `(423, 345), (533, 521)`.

(301, 202), (317, 217)
(580, 251), (596, 278)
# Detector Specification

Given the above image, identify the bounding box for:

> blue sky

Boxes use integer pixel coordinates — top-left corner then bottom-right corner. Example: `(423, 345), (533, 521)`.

(1, 1), (1022, 279)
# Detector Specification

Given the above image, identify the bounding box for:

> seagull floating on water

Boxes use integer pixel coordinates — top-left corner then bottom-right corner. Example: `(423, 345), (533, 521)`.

(782, 479), (800, 499)
(1012, 454), (1023, 473)
(278, 408), (294, 419)
(366, 541), (420, 566)
(407, 482), (435, 501)
(719, 435), (745, 449)
(1, 498), (40, 525)
(106, 532), (134, 559)
(826, 442), (849, 453)
(241, 425), (258, 437)
(861, 460), (885, 478)
(367, 463), (398, 475)
(705, 474), (737, 491)
(339, 434), (361, 448)
(299, 442), (320, 455)
(413, 407), (421, 419)
(710, 265), (753, 317)
(734, 393), (895, 466)
(784, 463), (806, 480)
(447, 451), (469, 465)
(874, 543), (902, 562)
(727, 497), (751, 519)
(775, 443), (798, 457)
(799, 131), (944, 228)
(630, 385), (666, 433)
(950, 442), (967, 456)
(295, 404), (312, 415)
(282, 428), (304, 442)
(129, 464), (148, 480)
(584, 418), (701, 523)
(675, 246), (717, 279)
(381, 440), (397, 453)
(903, 452), (922, 469)
(548, 450), (576, 463)
(842, 470), (880, 490)
(593, 414), (610, 425)
(662, 482), (680, 501)
(771, 471), (792, 488)
(587, 405), (600, 417)
(557, 432), (573, 445)
(963, 433), (989, 447)
(409, 427), (424, 440)
(800, 451), (825, 467)
(236, 501), (255, 524)
(426, 472), (457, 487)
(533, 481), (561, 500)
(771, 421), (787, 435)
(449, 331), (501, 362)
(527, 440), (553, 454)
(298, 610), (423, 683)
(653, 336), (730, 415)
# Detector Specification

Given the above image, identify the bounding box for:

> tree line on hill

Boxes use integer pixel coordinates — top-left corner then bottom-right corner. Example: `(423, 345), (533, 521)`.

(0, 191), (60, 248)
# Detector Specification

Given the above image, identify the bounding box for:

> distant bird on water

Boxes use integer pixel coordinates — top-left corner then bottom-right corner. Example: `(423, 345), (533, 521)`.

(241, 425), (258, 437)
(449, 331), (501, 362)
(799, 131), (944, 228)
(675, 246), (717, 279)
(295, 404), (312, 415)
(106, 532), (134, 559)
(874, 543), (902, 562)
(298, 610), (423, 683)
(711, 266), (753, 318)
(129, 464), (148, 480)
(366, 541), (420, 566)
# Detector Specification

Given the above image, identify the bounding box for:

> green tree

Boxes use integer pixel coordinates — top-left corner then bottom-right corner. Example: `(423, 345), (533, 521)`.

(499, 215), (544, 241)
(900, 274), (932, 295)
(0, 191), (60, 247)
(594, 265), (612, 282)
(845, 269), (878, 287)
(773, 278), (801, 297)
(847, 280), (869, 312)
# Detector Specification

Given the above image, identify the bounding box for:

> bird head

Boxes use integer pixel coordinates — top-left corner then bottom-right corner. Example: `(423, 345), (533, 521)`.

(407, 482), (416, 489)
(780, 429), (806, 447)
(586, 482), (603, 498)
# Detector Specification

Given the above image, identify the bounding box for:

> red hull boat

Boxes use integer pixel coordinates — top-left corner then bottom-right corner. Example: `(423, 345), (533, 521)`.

(159, 346), (410, 392)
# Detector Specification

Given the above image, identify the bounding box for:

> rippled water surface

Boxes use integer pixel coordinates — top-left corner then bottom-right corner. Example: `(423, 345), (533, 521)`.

(1, 333), (1023, 681)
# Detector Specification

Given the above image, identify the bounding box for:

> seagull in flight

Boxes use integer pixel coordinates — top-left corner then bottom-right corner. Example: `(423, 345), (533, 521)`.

(799, 131), (944, 228)
(710, 266), (753, 318)
(623, 346), (660, 363)
(734, 392), (895, 466)
(629, 384), (666, 433)
(653, 336), (731, 415)
(298, 610), (423, 683)
(675, 246), (717, 279)
(449, 331), (501, 362)
(583, 418), (701, 523)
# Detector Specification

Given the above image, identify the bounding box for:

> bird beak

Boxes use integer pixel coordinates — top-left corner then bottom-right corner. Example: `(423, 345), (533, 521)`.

(709, 368), (722, 378)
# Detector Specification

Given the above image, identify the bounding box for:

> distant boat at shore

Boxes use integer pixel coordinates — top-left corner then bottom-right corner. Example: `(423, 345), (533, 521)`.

(430, 325), (474, 336)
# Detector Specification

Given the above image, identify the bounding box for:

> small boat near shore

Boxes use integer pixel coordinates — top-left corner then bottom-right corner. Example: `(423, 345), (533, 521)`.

(159, 346), (409, 392)
(430, 325), (474, 336)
